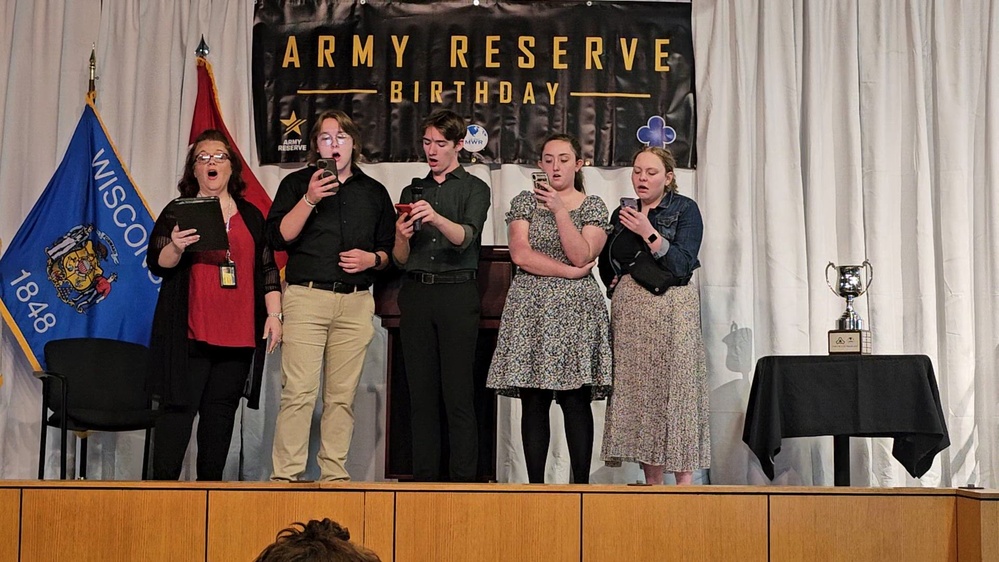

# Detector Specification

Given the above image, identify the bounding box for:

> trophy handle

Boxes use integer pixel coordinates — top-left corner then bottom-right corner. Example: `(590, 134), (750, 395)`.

(825, 262), (838, 296)
(857, 259), (874, 297)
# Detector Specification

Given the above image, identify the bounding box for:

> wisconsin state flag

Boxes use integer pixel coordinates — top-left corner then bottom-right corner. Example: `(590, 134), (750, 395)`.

(0, 96), (160, 370)
(191, 57), (285, 268)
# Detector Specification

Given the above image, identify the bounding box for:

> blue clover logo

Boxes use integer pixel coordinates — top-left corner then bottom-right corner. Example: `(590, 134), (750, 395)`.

(636, 116), (677, 148)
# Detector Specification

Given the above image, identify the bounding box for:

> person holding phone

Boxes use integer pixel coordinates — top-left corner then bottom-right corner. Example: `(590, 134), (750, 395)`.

(486, 133), (612, 484)
(266, 110), (395, 482)
(392, 109), (491, 482)
(598, 146), (708, 485)
(147, 129), (283, 480)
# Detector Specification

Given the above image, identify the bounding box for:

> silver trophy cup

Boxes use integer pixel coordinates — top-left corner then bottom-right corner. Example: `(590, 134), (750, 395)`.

(825, 260), (873, 330)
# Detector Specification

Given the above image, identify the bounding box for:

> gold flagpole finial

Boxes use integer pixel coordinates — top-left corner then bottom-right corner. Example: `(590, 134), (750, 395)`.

(88, 44), (97, 101)
(196, 36), (210, 58)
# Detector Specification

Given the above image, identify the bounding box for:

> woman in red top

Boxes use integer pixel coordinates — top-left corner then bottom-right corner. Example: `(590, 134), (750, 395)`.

(147, 130), (282, 480)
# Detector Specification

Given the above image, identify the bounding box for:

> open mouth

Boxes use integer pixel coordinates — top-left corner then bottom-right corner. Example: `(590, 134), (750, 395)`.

(207, 169), (219, 179)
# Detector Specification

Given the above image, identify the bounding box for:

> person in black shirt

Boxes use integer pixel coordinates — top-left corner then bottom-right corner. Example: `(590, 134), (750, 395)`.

(267, 110), (395, 482)
(392, 109), (491, 482)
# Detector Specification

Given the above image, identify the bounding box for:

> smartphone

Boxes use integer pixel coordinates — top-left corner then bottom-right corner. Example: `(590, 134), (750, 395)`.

(394, 203), (413, 215)
(620, 197), (639, 211)
(531, 171), (550, 191)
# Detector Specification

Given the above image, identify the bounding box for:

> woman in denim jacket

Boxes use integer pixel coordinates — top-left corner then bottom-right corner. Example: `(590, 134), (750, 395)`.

(598, 146), (710, 485)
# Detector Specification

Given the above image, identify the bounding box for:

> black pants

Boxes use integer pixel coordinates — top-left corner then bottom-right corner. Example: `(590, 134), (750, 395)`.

(520, 386), (594, 484)
(152, 340), (253, 481)
(399, 279), (480, 482)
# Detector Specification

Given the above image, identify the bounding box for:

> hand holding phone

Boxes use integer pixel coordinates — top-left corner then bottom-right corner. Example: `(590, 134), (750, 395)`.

(620, 197), (639, 212)
(531, 171), (550, 191)
(394, 203), (413, 215)
(317, 158), (340, 194)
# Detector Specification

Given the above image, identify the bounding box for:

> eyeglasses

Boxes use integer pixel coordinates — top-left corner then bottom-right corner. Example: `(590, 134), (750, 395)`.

(318, 133), (350, 146)
(195, 152), (230, 164)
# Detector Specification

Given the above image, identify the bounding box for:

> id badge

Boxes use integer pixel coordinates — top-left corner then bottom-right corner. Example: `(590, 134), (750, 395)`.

(219, 258), (237, 288)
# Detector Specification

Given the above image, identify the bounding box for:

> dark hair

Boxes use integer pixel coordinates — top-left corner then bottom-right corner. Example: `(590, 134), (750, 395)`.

(633, 146), (679, 193)
(253, 519), (381, 562)
(178, 129), (245, 198)
(308, 110), (363, 166)
(421, 109), (466, 144)
(538, 133), (585, 193)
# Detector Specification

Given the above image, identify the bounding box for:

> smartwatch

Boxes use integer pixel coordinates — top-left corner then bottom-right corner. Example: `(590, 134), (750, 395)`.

(373, 252), (382, 268)
(647, 232), (659, 244)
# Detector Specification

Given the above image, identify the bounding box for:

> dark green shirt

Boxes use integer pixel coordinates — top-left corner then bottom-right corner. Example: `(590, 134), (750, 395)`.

(397, 166), (491, 273)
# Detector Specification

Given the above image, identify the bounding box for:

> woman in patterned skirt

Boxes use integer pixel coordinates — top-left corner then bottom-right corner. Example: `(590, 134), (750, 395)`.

(487, 134), (613, 484)
(598, 146), (709, 485)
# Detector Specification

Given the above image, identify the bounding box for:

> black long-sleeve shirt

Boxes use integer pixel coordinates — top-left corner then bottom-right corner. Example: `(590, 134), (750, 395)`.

(266, 166), (395, 286)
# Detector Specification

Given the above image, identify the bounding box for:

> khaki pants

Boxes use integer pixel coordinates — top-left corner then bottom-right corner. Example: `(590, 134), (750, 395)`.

(270, 284), (375, 481)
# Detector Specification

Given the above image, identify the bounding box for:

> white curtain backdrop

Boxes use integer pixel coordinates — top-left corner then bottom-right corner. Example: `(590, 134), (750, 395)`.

(0, 0), (996, 488)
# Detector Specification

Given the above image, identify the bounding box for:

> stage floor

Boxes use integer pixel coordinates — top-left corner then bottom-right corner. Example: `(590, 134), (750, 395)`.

(1, 481), (996, 562)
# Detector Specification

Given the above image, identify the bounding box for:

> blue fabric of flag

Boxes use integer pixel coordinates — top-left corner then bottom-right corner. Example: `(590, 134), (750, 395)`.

(0, 101), (160, 370)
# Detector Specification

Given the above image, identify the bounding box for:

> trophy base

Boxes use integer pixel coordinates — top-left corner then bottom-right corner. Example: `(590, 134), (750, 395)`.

(828, 330), (872, 355)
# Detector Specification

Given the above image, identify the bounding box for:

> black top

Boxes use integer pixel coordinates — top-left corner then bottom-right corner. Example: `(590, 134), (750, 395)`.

(267, 166), (396, 286)
(396, 166), (491, 274)
(742, 354), (950, 480)
(146, 197), (281, 409)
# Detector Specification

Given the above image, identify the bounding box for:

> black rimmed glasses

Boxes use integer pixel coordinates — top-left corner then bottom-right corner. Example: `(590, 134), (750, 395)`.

(195, 152), (231, 164)
(318, 133), (350, 147)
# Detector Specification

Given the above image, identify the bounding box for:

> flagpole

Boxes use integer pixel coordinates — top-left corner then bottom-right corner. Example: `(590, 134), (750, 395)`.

(88, 44), (97, 102)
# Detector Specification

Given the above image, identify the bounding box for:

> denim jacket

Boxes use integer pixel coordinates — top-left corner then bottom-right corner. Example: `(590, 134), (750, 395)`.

(598, 191), (703, 289)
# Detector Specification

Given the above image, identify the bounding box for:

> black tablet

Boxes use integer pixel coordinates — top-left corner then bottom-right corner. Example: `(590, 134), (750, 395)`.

(171, 197), (229, 252)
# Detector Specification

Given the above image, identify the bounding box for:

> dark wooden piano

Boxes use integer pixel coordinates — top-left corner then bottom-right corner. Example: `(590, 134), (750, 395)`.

(373, 246), (513, 481)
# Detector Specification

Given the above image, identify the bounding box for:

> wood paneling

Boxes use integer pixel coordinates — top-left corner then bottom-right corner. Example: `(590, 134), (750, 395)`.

(363, 491), (395, 562)
(20, 488), (206, 562)
(770, 494), (957, 562)
(957, 497), (983, 562)
(0, 489), (19, 562)
(395, 491), (580, 562)
(582, 492), (768, 561)
(206, 490), (366, 562)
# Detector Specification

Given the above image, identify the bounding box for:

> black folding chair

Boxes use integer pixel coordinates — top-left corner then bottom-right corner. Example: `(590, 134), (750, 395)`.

(34, 337), (158, 479)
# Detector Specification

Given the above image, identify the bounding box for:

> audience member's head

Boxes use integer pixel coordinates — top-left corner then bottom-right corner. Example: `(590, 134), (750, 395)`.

(253, 519), (381, 562)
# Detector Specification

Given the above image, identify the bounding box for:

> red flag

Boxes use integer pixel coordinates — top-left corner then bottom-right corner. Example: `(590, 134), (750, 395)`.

(191, 57), (286, 269)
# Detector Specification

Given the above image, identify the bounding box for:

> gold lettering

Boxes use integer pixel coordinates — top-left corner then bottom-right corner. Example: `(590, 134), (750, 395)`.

(391, 35), (410, 68)
(655, 39), (670, 72)
(553, 37), (568, 69)
(546, 82), (559, 103)
(485, 35), (500, 68)
(475, 81), (489, 104)
(523, 83), (536, 104)
(430, 81), (444, 103)
(585, 37), (603, 70)
(620, 38), (638, 71)
(390, 81), (403, 103)
(451, 36), (468, 68)
(353, 36), (373, 67)
(413, 80), (420, 103)
(454, 81), (465, 103)
(318, 36), (335, 67)
(499, 81), (512, 103)
(518, 36), (535, 69)
(282, 36), (300, 68)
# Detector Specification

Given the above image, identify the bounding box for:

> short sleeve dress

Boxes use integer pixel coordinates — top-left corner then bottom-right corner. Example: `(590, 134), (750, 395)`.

(486, 191), (613, 400)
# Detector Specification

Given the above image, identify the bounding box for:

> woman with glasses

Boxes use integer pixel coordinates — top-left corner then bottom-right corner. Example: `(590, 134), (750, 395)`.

(266, 109), (395, 482)
(147, 129), (283, 480)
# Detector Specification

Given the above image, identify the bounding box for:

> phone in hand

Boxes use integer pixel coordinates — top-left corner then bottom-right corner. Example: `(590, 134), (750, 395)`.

(531, 171), (550, 191)
(620, 197), (639, 211)
(317, 158), (340, 192)
(394, 203), (413, 215)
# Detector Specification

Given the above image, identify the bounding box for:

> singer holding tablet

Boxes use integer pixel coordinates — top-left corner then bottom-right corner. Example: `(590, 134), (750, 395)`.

(267, 110), (395, 482)
(392, 109), (491, 482)
(147, 129), (283, 481)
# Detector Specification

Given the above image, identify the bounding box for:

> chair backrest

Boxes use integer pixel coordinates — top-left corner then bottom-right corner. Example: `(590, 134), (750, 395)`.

(43, 338), (151, 414)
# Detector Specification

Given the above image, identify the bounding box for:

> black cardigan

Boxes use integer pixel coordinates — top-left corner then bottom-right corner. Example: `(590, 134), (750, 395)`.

(146, 197), (280, 409)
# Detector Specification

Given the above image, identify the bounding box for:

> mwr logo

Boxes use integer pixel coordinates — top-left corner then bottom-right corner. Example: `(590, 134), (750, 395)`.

(463, 124), (488, 153)
(45, 224), (118, 313)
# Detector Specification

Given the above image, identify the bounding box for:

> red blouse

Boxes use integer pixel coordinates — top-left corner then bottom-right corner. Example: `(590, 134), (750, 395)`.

(187, 211), (256, 347)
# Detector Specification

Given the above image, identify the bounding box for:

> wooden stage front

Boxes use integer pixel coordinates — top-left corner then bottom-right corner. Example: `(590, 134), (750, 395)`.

(0, 481), (996, 561)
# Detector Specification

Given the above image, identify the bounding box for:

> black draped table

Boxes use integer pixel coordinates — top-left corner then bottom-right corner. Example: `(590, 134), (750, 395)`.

(742, 355), (950, 486)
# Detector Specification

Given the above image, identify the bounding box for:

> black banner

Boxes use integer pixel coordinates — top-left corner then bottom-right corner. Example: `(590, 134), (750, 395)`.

(252, 1), (695, 168)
